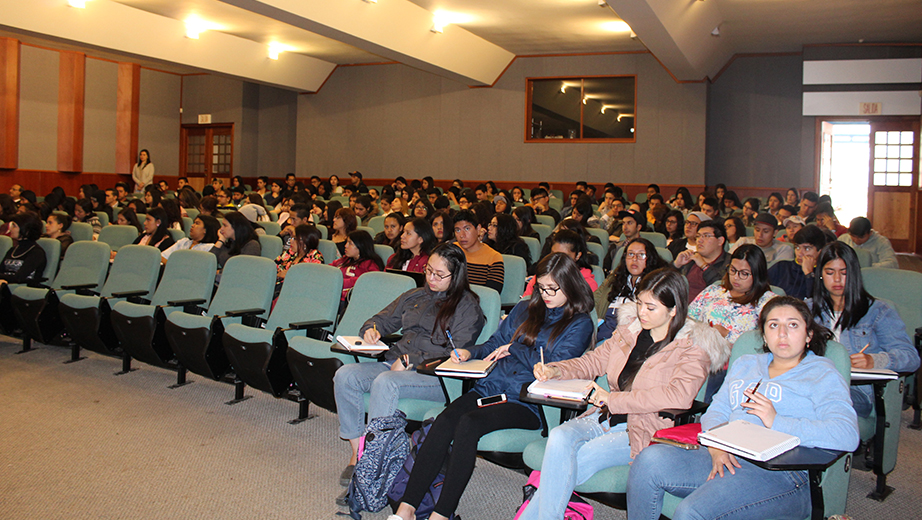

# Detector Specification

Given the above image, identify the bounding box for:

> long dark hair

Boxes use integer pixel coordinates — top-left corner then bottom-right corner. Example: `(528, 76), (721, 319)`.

(812, 241), (874, 330)
(376, 212), (406, 250)
(513, 205), (538, 238)
(334, 208), (358, 236)
(117, 208), (143, 233)
(635, 268), (689, 348)
(160, 198), (183, 229)
(430, 243), (479, 336)
(721, 244), (770, 306)
(487, 213), (524, 254)
(760, 296), (832, 358)
(607, 238), (667, 303)
(75, 198), (96, 220)
(223, 211), (259, 256)
(144, 207), (171, 246)
(323, 200), (343, 227)
(665, 209), (685, 241)
(291, 224), (321, 257)
(196, 215), (221, 243)
(543, 229), (592, 270)
(388, 218), (436, 269)
(338, 230), (384, 271)
(137, 149), (151, 167)
(432, 210), (454, 243)
(513, 253), (593, 351)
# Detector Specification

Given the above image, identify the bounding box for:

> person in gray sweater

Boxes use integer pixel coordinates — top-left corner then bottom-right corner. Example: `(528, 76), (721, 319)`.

(209, 211), (262, 269)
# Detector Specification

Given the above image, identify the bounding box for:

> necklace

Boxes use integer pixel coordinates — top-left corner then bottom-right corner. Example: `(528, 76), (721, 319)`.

(11, 244), (36, 259)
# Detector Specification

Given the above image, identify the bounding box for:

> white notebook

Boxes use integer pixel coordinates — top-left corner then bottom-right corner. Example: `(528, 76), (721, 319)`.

(698, 420), (800, 462)
(434, 359), (496, 378)
(851, 368), (898, 381)
(336, 335), (389, 353)
(527, 379), (594, 401)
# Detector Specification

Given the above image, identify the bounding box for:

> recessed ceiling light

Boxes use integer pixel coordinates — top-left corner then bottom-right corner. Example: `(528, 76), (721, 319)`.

(68, 0), (87, 8)
(602, 21), (632, 33)
(431, 10), (474, 33)
(268, 42), (292, 60)
(185, 15), (220, 39)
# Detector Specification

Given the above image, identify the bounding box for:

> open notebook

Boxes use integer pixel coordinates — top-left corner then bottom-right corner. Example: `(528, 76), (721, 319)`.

(698, 420), (800, 462)
(336, 335), (389, 353)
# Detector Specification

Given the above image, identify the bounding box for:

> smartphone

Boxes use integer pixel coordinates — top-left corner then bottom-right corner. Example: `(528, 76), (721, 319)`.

(476, 394), (507, 408)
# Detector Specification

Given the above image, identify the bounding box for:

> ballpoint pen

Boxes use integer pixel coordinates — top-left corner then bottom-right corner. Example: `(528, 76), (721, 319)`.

(446, 329), (460, 360)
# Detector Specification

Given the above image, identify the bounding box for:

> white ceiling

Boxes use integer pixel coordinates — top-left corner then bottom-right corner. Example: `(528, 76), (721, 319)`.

(2, 0), (920, 89)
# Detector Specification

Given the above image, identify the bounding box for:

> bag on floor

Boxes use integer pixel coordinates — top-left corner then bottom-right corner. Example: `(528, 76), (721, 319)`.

(387, 417), (457, 520)
(513, 470), (593, 520)
(345, 410), (411, 519)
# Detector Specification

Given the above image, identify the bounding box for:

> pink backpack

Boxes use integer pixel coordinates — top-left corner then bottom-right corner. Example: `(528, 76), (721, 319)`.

(513, 470), (593, 520)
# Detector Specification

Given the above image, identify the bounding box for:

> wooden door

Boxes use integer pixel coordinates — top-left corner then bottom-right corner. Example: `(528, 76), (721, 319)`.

(867, 118), (920, 252)
(180, 123), (234, 188)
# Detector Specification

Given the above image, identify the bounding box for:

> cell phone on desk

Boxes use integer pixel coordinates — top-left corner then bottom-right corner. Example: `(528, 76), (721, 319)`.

(477, 394), (507, 408)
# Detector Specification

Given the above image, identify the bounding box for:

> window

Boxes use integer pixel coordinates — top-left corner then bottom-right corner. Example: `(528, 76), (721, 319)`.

(872, 130), (914, 187)
(526, 76), (636, 142)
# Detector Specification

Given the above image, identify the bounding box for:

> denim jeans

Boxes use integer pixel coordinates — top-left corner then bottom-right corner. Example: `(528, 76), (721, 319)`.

(518, 411), (632, 520)
(332, 362), (444, 439)
(626, 443), (811, 520)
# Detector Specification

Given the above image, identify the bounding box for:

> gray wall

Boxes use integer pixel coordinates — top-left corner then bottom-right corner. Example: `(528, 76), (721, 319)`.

(18, 45), (58, 171)
(705, 54), (815, 189)
(84, 58), (117, 173)
(297, 53), (707, 185)
(256, 86), (297, 177)
(139, 68), (181, 176)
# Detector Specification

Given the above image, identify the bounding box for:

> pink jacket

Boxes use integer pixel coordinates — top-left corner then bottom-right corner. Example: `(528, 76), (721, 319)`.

(550, 302), (730, 458)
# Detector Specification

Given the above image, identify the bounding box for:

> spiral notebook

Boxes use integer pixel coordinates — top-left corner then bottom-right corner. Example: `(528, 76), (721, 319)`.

(698, 420), (800, 462)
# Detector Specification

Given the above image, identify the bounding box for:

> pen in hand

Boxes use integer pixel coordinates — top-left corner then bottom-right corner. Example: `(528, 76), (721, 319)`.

(858, 342), (870, 354)
(447, 329), (460, 362)
(744, 379), (762, 404)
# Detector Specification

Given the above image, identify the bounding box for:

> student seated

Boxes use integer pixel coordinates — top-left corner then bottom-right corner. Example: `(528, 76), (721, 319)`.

(811, 242), (919, 417)
(730, 213), (794, 263)
(839, 216), (898, 269)
(517, 268), (729, 520)
(0, 213), (47, 286)
(331, 207), (358, 257)
(768, 225), (831, 300)
(123, 207), (175, 257)
(386, 218), (436, 273)
(626, 297), (859, 520)
(524, 230), (597, 296)
(331, 230), (384, 301)
(390, 253), (594, 520)
(275, 224), (323, 281)
(374, 212), (405, 251)
(332, 243), (485, 491)
(73, 198), (102, 238)
(452, 210), (504, 294)
(673, 220), (730, 302)
(595, 237), (667, 342)
(161, 215), (220, 264)
(43, 213), (73, 262)
(210, 211), (262, 269)
(485, 213), (532, 272)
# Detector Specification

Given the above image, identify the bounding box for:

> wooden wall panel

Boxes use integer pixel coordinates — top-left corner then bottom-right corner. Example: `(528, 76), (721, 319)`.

(116, 62), (140, 174)
(0, 38), (19, 170)
(57, 51), (85, 173)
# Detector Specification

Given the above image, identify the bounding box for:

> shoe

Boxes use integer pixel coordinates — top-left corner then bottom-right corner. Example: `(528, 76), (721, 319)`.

(335, 489), (349, 507)
(339, 464), (355, 486)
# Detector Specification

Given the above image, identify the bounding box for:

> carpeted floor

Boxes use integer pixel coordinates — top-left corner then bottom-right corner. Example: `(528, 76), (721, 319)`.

(1, 336), (920, 519)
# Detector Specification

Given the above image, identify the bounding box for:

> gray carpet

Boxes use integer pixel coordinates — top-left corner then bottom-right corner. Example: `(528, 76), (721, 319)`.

(1, 336), (919, 519)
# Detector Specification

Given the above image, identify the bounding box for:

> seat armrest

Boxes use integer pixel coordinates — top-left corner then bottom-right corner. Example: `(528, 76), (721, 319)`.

(62, 283), (99, 296)
(220, 308), (265, 318)
(748, 447), (846, 471)
(286, 319), (334, 331)
(658, 400), (709, 424)
(110, 289), (150, 299)
(166, 298), (207, 307)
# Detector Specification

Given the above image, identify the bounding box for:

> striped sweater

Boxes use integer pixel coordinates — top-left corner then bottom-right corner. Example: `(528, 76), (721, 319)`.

(458, 242), (504, 294)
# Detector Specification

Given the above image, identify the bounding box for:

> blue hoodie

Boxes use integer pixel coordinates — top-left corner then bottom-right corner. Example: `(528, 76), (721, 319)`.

(469, 300), (593, 418)
(702, 352), (859, 452)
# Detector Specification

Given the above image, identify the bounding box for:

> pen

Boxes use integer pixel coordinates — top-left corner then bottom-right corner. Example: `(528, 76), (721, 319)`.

(446, 329), (460, 360)
(373, 322), (377, 336)
(744, 379), (762, 404)
(540, 345), (545, 367)
(858, 343), (870, 354)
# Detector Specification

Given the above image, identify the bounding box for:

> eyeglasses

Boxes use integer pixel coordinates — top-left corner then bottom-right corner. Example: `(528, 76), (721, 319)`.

(488, 222), (497, 228)
(696, 233), (716, 240)
(424, 266), (452, 280)
(685, 221), (699, 227)
(536, 285), (560, 297)
(625, 251), (647, 260)
(728, 266), (752, 279)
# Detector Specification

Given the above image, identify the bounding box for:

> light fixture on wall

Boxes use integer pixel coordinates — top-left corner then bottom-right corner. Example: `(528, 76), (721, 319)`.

(184, 16), (215, 39)
(268, 42), (290, 60)
(431, 10), (473, 34)
(361, 0), (377, 3)
(68, 0), (87, 8)
(617, 113), (634, 122)
(560, 85), (566, 93)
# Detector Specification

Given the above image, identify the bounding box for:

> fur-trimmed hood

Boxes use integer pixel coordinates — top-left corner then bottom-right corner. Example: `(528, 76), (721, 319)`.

(616, 301), (731, 373)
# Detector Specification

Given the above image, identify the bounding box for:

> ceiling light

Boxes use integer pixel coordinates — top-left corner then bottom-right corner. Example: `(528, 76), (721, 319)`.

(560, 85), (566, 93)
(711, 26), (720, 37)
(361, 0), (377, 3)
(68, 0), (87, 7)
(630, 31), (637, 39)
(431, 10), (474, 33)
(268, 42), (290, 60)
(582, 97), (587, 105)
(600, 107), (605, 114)
(185, 15), (218, 39)
(602, 21), (632, 33)
(598, 0), (608, 6)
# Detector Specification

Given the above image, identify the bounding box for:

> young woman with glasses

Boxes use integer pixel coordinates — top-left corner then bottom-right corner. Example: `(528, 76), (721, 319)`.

(689, 244), (774, 400)
(332, 243), (485, 494)
(516, 268), (729, 520)
(595, 238), (667, 342)
(390, 253), (595, 520)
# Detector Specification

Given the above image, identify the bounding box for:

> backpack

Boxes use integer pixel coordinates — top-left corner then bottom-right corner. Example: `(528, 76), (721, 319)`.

(513, 470), (593, 520)
(344, 411), (411, 519)
(387, 417), (457, 520)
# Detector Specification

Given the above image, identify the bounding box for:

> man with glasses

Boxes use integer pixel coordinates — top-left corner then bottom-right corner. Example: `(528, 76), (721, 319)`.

(453, 210), (504, 293)
(673, 220), (730, 301)
(667, 211), (709, 259)
(528, 187), (561, 225)
(730, 213), (794, 263)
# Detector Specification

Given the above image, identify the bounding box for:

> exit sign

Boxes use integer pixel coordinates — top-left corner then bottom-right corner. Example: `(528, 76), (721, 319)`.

(859, 102), (882, 115)
(198, 114), (212, 124)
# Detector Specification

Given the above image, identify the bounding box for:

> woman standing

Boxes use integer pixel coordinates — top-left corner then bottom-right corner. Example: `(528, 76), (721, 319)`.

(812, 241), (920, 417)
(333, 243), (485, 486)
(390, 253), (595, 520)
(518, 268), (729, 520)
(331, 230), (384, 301)
(132, 149), (154, 192)
(387, 218), (436, 273)
(627, 297), (858, 520)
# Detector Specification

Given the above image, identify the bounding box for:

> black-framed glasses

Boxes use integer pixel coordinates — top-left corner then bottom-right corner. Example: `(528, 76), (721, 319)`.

(625, 251), (647, 260)
(424, 266), (452, 280)
(728, 266), (752, 279)
(536, 285), (560, 296)
(696, 233), (716, 240)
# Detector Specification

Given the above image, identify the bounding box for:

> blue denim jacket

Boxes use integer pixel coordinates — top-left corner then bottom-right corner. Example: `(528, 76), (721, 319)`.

(469, 300), (593, 418)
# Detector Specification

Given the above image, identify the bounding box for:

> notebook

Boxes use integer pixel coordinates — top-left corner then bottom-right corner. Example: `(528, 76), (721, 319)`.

(336, 335), (389, 353)
(527, 379), (594, 401)
(851, 368), (899, 381)
(698, 420), (800, 462)
(434, 358), (496, 378)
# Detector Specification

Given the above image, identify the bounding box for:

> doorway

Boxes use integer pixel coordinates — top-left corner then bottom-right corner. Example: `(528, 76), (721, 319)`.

(817, 117), (920, 252)
(180, 123), (234, 188)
